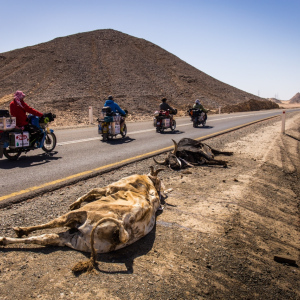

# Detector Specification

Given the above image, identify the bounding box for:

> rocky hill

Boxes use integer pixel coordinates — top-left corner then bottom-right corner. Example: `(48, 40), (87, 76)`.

(289, 92), (300, 104)
(0, 29), (276, 124)
(222, 98), (279, 113)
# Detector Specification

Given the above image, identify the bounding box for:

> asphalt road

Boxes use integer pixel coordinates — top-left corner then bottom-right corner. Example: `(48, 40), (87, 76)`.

(0, 109), (298, 202)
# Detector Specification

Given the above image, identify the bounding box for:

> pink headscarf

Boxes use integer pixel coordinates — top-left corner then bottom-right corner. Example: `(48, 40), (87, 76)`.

(14, 90), (26, 108)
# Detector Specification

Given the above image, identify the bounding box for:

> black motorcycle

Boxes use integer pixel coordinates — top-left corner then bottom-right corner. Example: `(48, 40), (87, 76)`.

(188, 108), (207, 127)
(0, 110), (56, 160)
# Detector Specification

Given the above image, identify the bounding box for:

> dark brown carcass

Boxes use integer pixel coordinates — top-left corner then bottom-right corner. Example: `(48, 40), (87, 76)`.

(154, 138), (233, 169)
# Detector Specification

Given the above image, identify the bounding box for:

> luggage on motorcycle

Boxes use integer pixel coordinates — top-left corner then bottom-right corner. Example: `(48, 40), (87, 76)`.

(98, 120), (119, 135)
(9, 131), (30, 148)
(192, 109), (201, 117)
(113, 115), (121, 123)
(0, 116), (16, 130)
(28, 115), (40, 127)
(109, 122), (120, 135)
(102, 106), (112, 113)
(153, 117), (158, 127)
(102, 106), (114, 116)
(104, 115), (114, 122)
(0, 109), (16, 131)
(0, 110), (10, 118)
(159, 110), (170, 118)
(162, 118), (170, 127)
(199, 112), (206, 121)
(42, 112), (56, 123)
(98, 122), (103, 134)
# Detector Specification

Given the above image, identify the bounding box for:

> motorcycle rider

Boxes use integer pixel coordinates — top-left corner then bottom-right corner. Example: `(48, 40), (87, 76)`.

(156, 97), (176, 129)
(159, 97), (175, 113)
(193, 99), (208, 121)
(10, 91), (44, 144)
(104, 95), (127, 132)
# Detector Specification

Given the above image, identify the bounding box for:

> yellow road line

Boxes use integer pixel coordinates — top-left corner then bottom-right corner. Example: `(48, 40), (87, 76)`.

(0, 115), (278, 202)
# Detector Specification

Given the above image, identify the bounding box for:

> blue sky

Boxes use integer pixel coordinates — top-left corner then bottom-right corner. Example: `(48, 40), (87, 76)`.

(0, 0), (299, 100)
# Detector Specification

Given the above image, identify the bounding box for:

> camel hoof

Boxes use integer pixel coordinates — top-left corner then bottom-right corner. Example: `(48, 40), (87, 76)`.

(0, 237), (7, 246)
(14, 227), (27, 238)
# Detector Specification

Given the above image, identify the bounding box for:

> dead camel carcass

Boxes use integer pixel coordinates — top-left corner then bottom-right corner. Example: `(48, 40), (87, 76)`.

(154, 138), (233, 169)
(0, 167), (164, 273)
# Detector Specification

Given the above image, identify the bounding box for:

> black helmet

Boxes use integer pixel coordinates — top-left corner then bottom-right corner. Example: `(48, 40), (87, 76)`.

(108, 95), (113, 100)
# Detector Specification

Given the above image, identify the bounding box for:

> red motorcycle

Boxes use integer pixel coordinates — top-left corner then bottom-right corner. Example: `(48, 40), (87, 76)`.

(153, 109), (177, 133)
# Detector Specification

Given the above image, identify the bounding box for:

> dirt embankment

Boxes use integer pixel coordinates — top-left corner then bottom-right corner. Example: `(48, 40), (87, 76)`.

(0, 112), (299, 299)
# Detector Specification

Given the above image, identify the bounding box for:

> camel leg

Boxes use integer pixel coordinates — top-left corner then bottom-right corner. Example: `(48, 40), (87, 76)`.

(0, 231), (88, 251)
(0, 233), (68, 247)
(211, 148), (233, 156)
(13, 211), (87, 237)
(206, 159), (228, 167)
(69, 188), (107, 210)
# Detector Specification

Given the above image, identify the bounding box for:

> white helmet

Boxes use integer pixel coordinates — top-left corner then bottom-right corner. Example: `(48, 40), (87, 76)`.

(195, 99), (200, 104)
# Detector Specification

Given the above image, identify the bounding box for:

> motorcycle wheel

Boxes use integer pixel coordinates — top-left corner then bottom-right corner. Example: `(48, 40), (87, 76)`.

(171, 120), (176, 132)
(3, 148), (22, 160)
(193, 121), (198, 128)
(202, 121), (206, 127)
(121, 124), (127, 138)
(42, 132), (57, 153)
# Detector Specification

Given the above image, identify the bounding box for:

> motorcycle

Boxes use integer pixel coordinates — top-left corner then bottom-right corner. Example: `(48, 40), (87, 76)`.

(97, 107), (128, 141)
(188, 108), (207, 127)
(0, 111), (57, 160)
(153, 109), (177, 133)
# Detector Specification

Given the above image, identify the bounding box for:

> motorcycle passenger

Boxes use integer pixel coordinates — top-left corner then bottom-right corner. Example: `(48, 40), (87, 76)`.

(10, 91), (44, 144)
(104, 95), (126, 132)
(193, 99), (208, 121)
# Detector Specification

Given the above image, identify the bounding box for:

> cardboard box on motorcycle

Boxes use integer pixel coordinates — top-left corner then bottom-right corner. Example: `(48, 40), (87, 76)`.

(0, 117), (16, 130)
(110, 122), (120, 135)
(9, 132), (30, 148)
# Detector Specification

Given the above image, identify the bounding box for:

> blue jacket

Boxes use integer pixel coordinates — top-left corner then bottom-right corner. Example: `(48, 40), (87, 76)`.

(104, 100), (126, 116)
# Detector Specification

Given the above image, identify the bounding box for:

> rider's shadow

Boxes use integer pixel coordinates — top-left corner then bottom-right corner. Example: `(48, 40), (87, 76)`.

(0, 152), (61, 169)
(159, 130), (184, 134)
(102, 137), (136, 144)
(195, 125), (214, 129)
